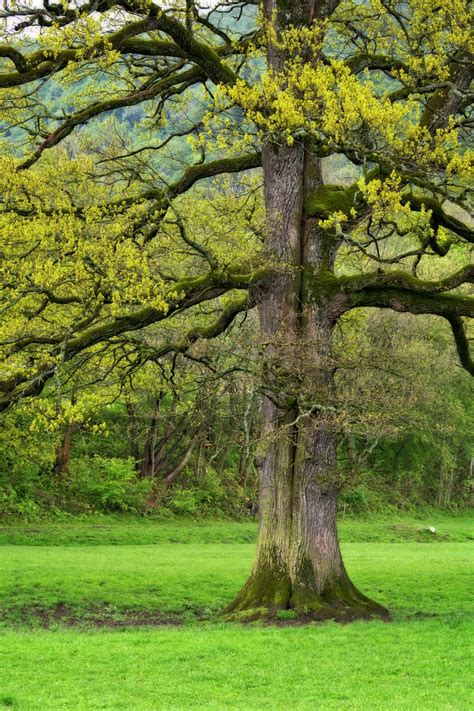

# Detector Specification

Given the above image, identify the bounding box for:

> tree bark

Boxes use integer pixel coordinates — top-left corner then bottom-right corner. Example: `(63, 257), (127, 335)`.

(54, 419), (74, 477)
(226, 142), (388, 621)
(126, 401), (141, 470)
(226, 0), (388, 622)
(164, 435), (199, 484)
(140, 399), (160, 478)
(54, 390), (76, 477)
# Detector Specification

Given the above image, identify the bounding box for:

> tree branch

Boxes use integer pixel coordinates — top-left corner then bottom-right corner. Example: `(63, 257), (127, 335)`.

(19, 65), (206, 169)
(448, 316), (474, 375)
(0, 268), (262, 411)
(0, 7), (239, 90)
(0, 17), (165, 87)
(339, 265), (474, 295)
(114, 152), (262, 210)
(402, 195), (474, 248)
(340, 288), (474, 374)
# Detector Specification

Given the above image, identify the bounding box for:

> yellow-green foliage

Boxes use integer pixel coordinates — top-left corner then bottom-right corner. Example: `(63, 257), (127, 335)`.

(0, 0), (472, 416)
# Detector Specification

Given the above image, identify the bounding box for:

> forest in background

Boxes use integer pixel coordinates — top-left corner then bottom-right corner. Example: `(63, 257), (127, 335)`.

(2, 303), (472, 518)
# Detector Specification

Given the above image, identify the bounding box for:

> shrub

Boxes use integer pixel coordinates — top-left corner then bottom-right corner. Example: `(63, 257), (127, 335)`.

(65, 456), (152, 512)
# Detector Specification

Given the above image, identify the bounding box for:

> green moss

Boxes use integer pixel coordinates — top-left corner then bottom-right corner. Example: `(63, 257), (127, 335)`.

(303, 268), (339, 302)
(289, 555), (318, 610)
(225, 546), (292, 614)
(304, 184), (358, 218)
(223, 606), (270, 623)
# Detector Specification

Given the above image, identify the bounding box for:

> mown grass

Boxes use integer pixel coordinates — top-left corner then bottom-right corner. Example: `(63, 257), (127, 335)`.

(2, 618), (472, 710)
(1, 542), (472, 623)
(0, 510), (471, 546)
(1, 515), (473, 710)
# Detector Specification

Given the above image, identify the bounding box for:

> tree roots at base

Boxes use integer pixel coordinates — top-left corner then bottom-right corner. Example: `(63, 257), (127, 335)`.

(224, 573), (390, 624)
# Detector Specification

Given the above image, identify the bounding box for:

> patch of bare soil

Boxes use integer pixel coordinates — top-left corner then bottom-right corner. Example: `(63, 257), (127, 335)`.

(2, 603), (392, 629)
(4, 603), (184, 629)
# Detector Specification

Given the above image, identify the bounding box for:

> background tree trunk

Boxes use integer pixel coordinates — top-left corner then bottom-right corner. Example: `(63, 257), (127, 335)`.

(54, 390), (76, 477)
(54, 419), (74, 477)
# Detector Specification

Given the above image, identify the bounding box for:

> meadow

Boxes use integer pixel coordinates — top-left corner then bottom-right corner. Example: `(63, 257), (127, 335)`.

(1, 514), (473, 710)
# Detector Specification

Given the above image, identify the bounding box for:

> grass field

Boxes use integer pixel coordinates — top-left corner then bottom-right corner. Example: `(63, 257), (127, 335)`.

(1, 514), (473, 710)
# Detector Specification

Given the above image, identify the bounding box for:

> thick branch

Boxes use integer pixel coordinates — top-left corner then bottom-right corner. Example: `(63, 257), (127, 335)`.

(19, 65), (205, 169)
(345, 53), (407, 76)
(403, 196), (474, 247)
(115, 152), (262, 210)
(0, 8), (238, 89)
(421, 61), (474, 131)
(0, 17), (165, 87)
(339, 265), (474, 295)
(0, 268), (263, 411)
(340, 287), (474, 374)
(153, 10), (238, 86)
(343, 288), (474, 319)
(448, 317), (474, 375)
(138, 293), (253, 365)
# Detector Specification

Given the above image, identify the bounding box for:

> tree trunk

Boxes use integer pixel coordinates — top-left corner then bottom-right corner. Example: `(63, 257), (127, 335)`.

(226, 143), (388, 621)
(238, 387), (257, 486)
(54, 390), (76, 477)
(54, 418), (74, 477)
(126, 401), (141, 470)
(140, 395), (162, 478)
(226, 0), (388, 622)
(164, 434), (199, 484)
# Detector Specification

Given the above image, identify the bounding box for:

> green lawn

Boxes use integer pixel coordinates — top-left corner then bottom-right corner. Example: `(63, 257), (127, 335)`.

(0, 511), (472, 545)
(1, 515), (473, 709)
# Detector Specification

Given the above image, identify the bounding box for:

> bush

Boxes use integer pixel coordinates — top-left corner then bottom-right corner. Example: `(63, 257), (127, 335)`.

(339, 484), (391, 515)
(167, 487), (199, 516)
(0, 455), (154, 518)
(165, 467), (256, 518)
(340, 487), (370, 514)
(0, 486), (42, 519)
(65, 457), (152, 512)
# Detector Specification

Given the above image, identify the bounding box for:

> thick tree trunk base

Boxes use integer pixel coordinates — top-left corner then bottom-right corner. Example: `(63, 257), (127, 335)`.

(224, 559), (389, 624)
(225, 589), (389, 624)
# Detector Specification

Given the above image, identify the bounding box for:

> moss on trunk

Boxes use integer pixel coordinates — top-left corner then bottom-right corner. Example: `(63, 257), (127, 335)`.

(225, 515), (389, 624)
(225, 565), (389, 623)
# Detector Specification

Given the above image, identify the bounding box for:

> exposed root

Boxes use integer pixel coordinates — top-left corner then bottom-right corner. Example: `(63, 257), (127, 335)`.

(224, 600), (390, 624)
(224, 568), (390, 624)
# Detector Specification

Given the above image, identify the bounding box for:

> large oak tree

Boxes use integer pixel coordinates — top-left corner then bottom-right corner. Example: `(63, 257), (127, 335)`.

(0, 0), (472, 620)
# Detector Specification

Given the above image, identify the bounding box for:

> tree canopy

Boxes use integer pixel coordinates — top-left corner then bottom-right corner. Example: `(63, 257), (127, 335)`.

(0, 0), (472, 411)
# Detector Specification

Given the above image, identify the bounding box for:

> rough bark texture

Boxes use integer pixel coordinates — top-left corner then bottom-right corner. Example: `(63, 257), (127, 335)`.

(54, 391), (76, 477)
(54, 419), (74, 477)
(226, 143), (387, 621)
(226, 0), (388, 622)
